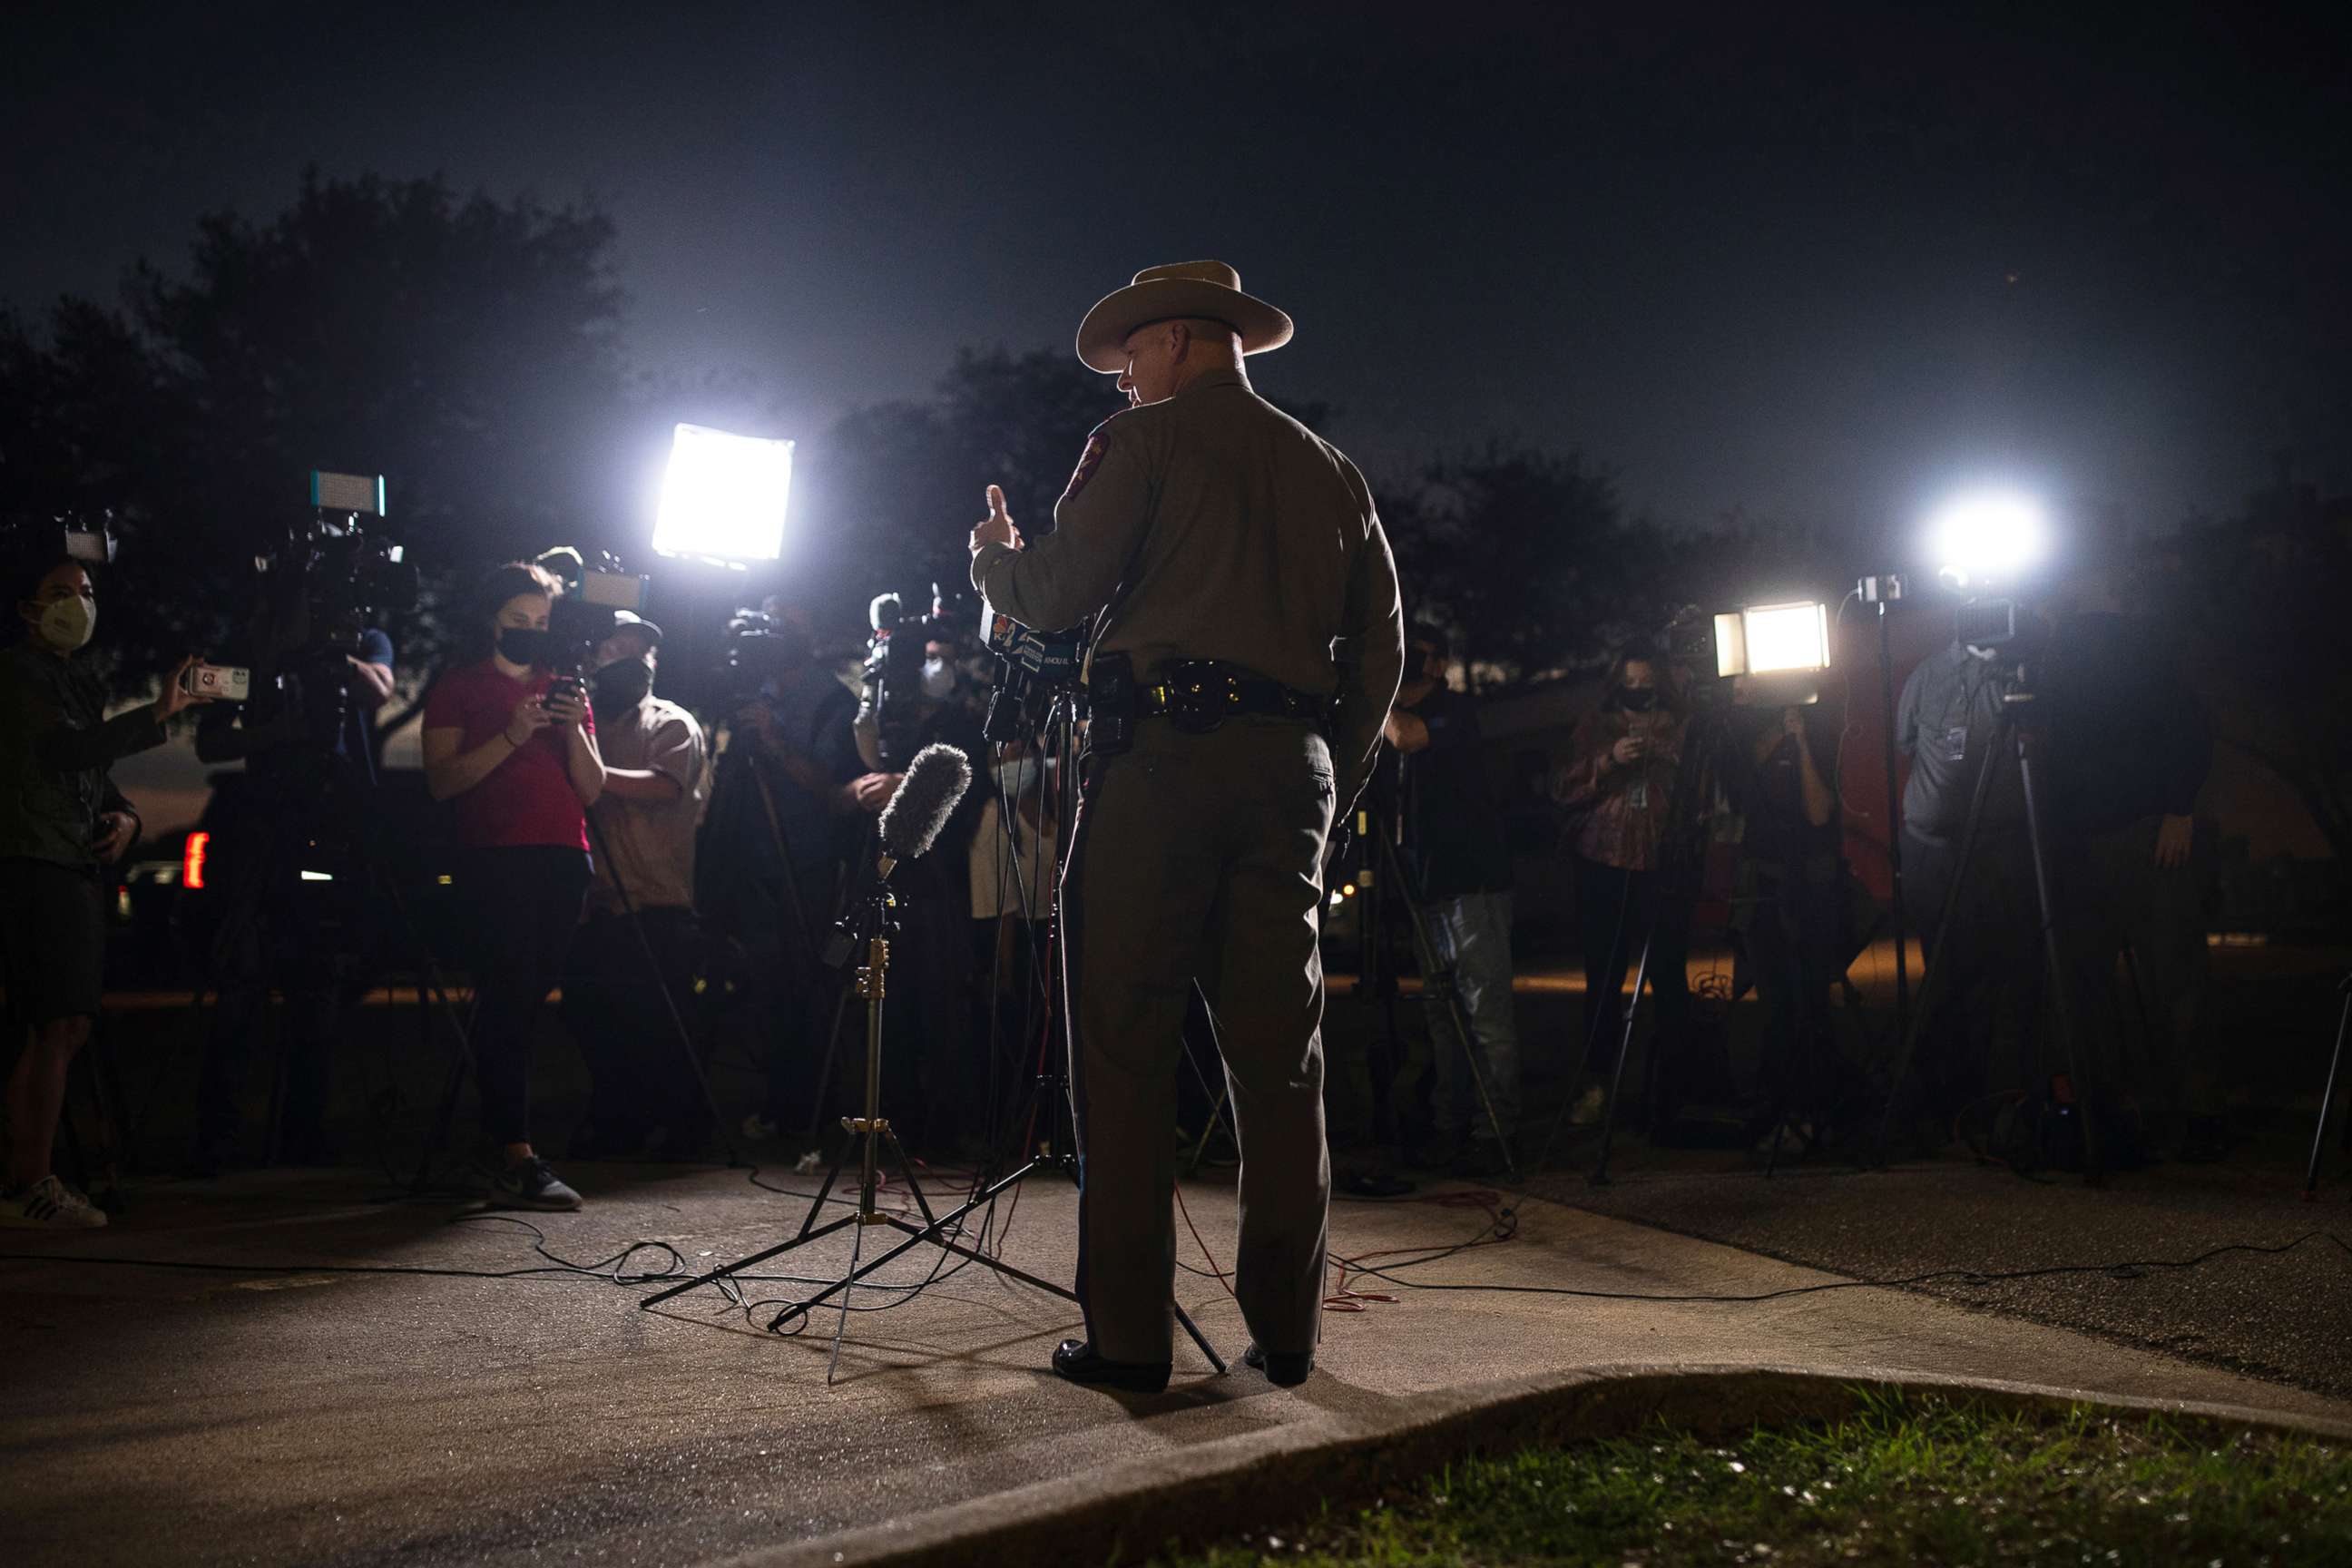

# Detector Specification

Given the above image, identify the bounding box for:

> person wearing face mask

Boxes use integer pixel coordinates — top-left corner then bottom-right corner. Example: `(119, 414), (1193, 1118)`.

(2, 551), (211, 1228)
(421, 562), (605, 1210)
(558, 612), (711, 1159)
(1551, 643), (1695, 1127)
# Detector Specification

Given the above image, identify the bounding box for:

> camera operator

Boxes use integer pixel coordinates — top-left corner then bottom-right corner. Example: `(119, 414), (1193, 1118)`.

(970, 261), (1404, 1392)
(1732, 703), (1844, 1149)
(2041, 592), (2218, 1161)
(2, 551), (211, 1228)
(561, 612), (710, 1159)
(709, 612), (866, 1142)
(421, 562), (604, 1210)
(1552, 643), (1695, 1127)
(1894, 622), (2045, 1134)
(1385, 629), (1521, 1176)
(191, 563), (396, 1171)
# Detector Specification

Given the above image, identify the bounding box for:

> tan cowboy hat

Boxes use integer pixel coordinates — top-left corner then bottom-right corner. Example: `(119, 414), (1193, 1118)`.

(1074, 260), (1294, 373)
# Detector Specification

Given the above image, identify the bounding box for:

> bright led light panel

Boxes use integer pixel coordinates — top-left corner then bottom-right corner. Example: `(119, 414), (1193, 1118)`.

(1715, 601), (1830, 678)
(1927, 490), (2046, 586)
(652, 423), (794, 565)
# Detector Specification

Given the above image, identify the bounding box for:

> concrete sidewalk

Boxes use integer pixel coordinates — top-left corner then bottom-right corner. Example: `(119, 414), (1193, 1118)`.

(4, 1162), (2344, 1567)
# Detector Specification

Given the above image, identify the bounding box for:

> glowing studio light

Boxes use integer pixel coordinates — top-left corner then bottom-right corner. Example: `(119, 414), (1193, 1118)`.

(652, 423), (795, 567)
(1712, 601), (1831, 679)
(1926, 489), (2048, 587)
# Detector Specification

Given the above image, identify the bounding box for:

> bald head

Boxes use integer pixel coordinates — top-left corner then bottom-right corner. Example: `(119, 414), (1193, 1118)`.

(1115, 317), (1244, 407)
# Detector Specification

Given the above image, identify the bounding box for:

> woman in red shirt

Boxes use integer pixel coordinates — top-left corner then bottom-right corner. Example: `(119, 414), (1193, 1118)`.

(423, 563), (605, 1210)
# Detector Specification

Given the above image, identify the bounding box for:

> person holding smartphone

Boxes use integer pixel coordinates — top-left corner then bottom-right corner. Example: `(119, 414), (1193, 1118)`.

(2, 550), (211, 1228)
(1552, 642), (1693, 1127)
(422, 562), (604, 1210)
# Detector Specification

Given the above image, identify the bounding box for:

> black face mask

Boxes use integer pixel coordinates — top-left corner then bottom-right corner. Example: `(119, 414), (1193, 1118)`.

(593, 657), (653, 709)
(497, 627), (554, 667)
(1617, 686), (1658, 712)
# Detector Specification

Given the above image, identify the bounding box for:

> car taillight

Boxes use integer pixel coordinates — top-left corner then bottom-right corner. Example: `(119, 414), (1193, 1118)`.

(184, 831), (210, 890)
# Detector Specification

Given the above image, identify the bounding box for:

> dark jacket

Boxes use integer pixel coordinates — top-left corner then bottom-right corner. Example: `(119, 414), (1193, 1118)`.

(0, 640), (165, 867)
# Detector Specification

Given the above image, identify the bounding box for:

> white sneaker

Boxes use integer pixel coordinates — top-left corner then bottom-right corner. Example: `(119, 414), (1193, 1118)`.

(0, 1175), (109, 1230)
(1567, 1085), (1609, 1127)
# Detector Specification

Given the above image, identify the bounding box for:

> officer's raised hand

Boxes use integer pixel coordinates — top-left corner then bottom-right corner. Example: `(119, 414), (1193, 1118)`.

(969, 484), (1024, 555)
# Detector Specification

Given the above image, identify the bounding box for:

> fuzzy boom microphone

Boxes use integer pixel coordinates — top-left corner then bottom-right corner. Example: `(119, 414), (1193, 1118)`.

(876, 742), (973, 878)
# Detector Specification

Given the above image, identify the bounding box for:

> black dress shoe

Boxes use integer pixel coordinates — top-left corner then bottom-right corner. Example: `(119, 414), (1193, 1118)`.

(1050, 1338), (1171, 1393)
(1241, 1341), (1313, 1387)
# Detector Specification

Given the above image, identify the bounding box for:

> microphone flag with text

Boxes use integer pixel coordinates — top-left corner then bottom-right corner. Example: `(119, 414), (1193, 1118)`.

(876, 742), (973, 879)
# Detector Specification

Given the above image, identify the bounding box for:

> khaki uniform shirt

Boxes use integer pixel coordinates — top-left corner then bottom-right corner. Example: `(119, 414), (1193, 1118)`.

(584, 693), (708, 916)
(970, 366), (1405, 803)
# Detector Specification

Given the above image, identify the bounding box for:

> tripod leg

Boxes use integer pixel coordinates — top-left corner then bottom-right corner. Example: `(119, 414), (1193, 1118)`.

(1874, 708), (2004, 1164)
(1376, 829), (1518, 1177)
(2014, 729), (2101, 1186)
(825, 1199), (867, 1385)
(2305, 984), (2351, 1200)
(1591, 930), (1655, 1187)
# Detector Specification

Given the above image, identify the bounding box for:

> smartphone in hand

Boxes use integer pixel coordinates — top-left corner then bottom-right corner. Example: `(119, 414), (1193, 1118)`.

(180, 662), (251, 702)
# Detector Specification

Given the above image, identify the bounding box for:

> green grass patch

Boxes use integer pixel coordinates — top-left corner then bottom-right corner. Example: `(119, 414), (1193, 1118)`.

(1155, 1389), (2352, 1567)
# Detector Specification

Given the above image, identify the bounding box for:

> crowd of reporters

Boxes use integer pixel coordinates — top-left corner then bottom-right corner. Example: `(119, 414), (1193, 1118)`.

(0, 542), (2240, 1228)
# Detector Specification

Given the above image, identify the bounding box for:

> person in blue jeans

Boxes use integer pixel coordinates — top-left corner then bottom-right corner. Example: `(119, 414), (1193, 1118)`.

(1386, 632), (1521, 1174)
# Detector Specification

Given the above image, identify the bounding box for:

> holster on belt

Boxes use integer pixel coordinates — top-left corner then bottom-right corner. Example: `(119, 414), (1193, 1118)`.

(1083, 652), (1138, 759)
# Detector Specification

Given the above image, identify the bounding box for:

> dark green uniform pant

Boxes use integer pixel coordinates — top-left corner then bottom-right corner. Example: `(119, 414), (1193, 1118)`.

(1064, 715), (1337, 1366)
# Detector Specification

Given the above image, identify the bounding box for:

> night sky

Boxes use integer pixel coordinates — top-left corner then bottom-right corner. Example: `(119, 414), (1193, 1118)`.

(7, 2), (2346, 539)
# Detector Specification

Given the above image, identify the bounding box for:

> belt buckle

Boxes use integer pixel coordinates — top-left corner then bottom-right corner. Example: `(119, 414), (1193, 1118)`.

(1167, 667), (1230, 734)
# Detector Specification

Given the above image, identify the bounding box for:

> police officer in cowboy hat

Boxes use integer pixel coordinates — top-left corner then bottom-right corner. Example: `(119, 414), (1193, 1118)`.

(968, 260), (1405, 1392)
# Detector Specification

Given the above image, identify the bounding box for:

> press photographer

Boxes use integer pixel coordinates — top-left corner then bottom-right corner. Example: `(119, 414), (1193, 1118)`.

(561, 612), (711, 1159)
(3, 534), (212, 1228)
(1731, 701), (1844, 1151)
(1553, 642), (1696, 1128)
(420, 561), (604, 1210)
(191, 543), (398, 1172)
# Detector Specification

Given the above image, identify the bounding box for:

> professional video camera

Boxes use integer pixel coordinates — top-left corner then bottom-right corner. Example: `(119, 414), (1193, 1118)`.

(536, 546), (651, 668)
(0, 509), (117, 571)
(709, 605), (809, 715)
(863, 584), (965, 697)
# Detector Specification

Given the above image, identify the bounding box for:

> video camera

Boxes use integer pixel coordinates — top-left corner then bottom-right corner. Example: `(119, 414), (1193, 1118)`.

(710, 606), (812, 715)
(276, 472), (418, 640)
(535, 546), (651, 672)
(864, 585), (965, 697)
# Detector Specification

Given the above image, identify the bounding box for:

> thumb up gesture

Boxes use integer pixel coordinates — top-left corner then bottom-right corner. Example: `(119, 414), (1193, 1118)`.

(969, 484), (1023, 555)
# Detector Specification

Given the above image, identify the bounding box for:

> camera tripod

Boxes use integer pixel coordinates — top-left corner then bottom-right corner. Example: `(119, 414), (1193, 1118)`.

(1343, 799), (1520, 1179)
(1525, 702), (1719, 1187)
(1870, 673), (2104, 1185)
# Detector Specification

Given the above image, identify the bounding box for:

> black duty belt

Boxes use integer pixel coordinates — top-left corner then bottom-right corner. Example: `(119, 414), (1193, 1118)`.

(1141, 661), (1333, 733)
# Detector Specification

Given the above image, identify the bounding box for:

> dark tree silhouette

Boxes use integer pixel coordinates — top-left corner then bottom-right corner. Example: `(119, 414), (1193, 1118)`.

(2, 171), (633, 694)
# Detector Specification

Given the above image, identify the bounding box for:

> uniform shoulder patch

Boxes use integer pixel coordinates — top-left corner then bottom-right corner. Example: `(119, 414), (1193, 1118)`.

(1061, 416), (1119, 503)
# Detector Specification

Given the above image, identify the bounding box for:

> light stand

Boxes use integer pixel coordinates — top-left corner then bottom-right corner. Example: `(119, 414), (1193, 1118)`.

(1870, 676), (2104, 1185)
(1862, 575), (1913, 1055)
